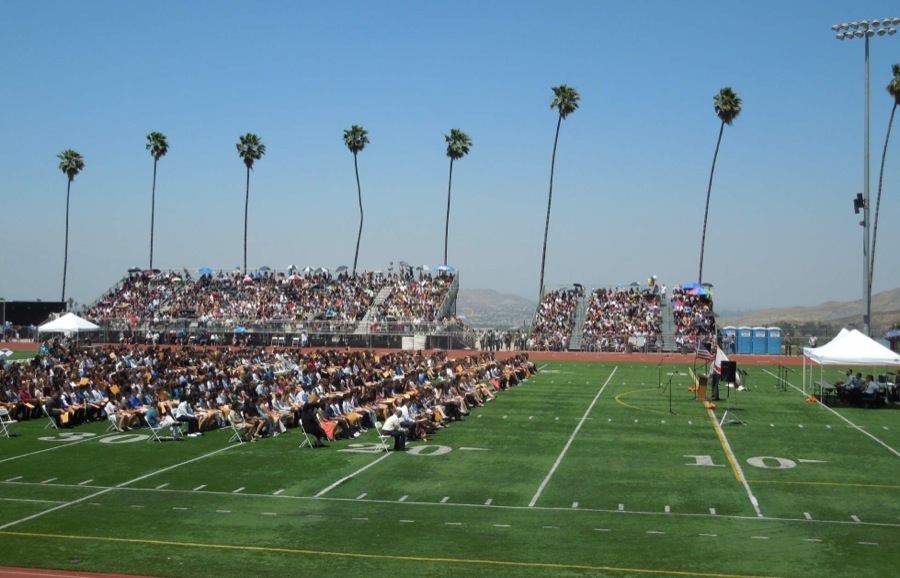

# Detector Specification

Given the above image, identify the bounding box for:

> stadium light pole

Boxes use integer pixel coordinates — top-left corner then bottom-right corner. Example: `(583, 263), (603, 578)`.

(832, 18), (899, 337)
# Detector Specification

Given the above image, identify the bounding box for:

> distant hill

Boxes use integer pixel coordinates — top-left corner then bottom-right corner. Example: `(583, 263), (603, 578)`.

(456, 289), (536, 329)
(719, 287), (900, 337)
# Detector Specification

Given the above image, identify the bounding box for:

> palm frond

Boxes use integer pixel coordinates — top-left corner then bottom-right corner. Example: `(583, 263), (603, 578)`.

(444, 128), (472, 161)
(57, 149), (85, 181)
(343, 125), (369, 155)
(146, 131), (169, 160)
(551, 85), (581, 120)
(714, 87), (742, 126)
(237, 133), (266, 169)
(887, 64), (900, 104)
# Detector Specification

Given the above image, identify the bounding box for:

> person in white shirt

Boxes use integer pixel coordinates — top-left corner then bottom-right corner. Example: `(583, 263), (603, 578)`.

(382, 408), (407, 451)
(175, 395), (201, 435)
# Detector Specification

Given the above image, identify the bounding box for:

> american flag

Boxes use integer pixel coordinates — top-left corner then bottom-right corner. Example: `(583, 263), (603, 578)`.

(696, 344), (715, 360)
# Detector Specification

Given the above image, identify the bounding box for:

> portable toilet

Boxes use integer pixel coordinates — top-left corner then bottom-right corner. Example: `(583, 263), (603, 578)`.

(752, 327), (767, 354)
(722, 326), (738, 354)
(766, 327), (782, 355)
(738, 326), (753, 354)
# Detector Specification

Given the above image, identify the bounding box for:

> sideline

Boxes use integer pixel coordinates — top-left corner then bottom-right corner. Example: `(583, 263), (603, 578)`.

(0, 530), (780, 578)
(759, 369), (899, 458)
(707, 408), (763, 518)
(0, 445), (238, 531)
(528, 367), (617, 507)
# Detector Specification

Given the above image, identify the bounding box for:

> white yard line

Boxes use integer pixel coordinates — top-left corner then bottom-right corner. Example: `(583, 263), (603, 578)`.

(0, 431), (120, 464)
(0, 444), (237, 531)
(314, 450), (393, 497)
(528, 367), (618, 507)
(761, 369), (899, 458)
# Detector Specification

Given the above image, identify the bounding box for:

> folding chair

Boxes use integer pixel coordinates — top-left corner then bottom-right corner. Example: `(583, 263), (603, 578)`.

(297, 420), (314, 449)
(106, 412), (121, 432)
(226, 408), (249, 443)
(42, 403), (59, 430)
(0, 407), (20, 437)
(291, 336), (301, 347)
(372, 421), (392, 452)
(146, 422), (167, 442)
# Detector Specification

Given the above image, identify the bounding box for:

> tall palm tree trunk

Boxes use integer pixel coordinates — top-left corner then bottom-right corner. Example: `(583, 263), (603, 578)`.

(149, 159), (158, 270)
(444, 158), (455, 264)
(538, 115), (563, 301)
(353, 153), (364, 275)
(62, 180), (71, 302)
(243, 166), (250, 273)
(698, 121), (725, 284)
(869, 102), (897, 298)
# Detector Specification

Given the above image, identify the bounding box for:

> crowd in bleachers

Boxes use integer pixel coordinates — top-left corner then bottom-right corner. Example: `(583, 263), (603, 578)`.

(0, 339), (537, 445)
(671, 286), (717, 350)
(581, 288), (662, 352)
(530, 286), (584, 351)
(85, 268), (454, 328)
(370, 271), (456, 331)
(526, 282), (717, 353)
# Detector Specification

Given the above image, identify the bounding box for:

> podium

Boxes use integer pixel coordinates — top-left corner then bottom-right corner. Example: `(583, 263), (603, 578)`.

(696, 374), (708, 401)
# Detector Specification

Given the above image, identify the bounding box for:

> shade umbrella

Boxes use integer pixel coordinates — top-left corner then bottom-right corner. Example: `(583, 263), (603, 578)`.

(234, 327), (247, 333)
(198, 267), (214, 275)
(127, 267), (142, 274)
(259, 266), (272, 272)
(302, 266), (314, 274)
(335, 265), (348, 273)
(884, 329), (900, 339)
(316, 267), (329, 274)
(435, 264), (455, 273)
(242, 276), (254, 284)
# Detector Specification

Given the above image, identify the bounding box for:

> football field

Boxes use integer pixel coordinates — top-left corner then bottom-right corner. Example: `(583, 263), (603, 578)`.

(1, 361), (898, 577)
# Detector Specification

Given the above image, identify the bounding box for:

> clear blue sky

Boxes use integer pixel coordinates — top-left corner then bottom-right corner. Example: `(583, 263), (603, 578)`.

(2, 0), (899, 312)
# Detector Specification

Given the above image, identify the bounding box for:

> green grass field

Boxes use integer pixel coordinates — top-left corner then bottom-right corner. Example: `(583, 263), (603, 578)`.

(1, 361), (897, 577)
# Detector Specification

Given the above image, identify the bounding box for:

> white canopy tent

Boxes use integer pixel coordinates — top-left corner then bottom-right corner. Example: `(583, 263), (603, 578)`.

(802, 328), (900, 394)
(37, 312), (100, 334)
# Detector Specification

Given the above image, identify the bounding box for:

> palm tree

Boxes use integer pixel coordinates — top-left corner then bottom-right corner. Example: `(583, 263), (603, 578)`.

(698, 87), (742, 284)
(146, 131), (169, 270)
(236, 133), (266, 272)
(538, 85), (580, 300)
(57, 149), (85, 302)
(443, 128), (472, 264)
(869, 64), (900, 298)
(343, 125), (369, 275)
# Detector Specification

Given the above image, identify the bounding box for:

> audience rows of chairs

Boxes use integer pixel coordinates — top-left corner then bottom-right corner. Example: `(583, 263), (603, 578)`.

(0, 339), (538, 445)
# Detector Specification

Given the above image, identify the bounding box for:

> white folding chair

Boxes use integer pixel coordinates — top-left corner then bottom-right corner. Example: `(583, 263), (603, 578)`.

(291, 336), (301, 347)
(226, 408), (249, 443)
(297, 420), (314, 449)
(146, 422), (167, 442)
(42, 403), (59, 430)
(106, 412), (121, 432)
(0, 407), (20, 437)
(372, 421), (392, 452)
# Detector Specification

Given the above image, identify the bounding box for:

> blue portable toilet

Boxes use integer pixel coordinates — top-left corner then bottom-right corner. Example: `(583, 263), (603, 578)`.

(722, 326), (737, 354)
(766, 327), (782, 355)
(738, 326), (753, 354)
(752, 327), (767, 354)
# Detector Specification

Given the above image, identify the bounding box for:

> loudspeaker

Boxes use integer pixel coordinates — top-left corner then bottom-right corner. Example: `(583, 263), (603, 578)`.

(721, 361), (737, 383)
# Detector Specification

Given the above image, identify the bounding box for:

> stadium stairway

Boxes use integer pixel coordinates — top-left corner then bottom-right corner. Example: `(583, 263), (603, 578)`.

(660, 298), (677, 352)
(353, 285), (394, 335)
(567, 292), (588, 351)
